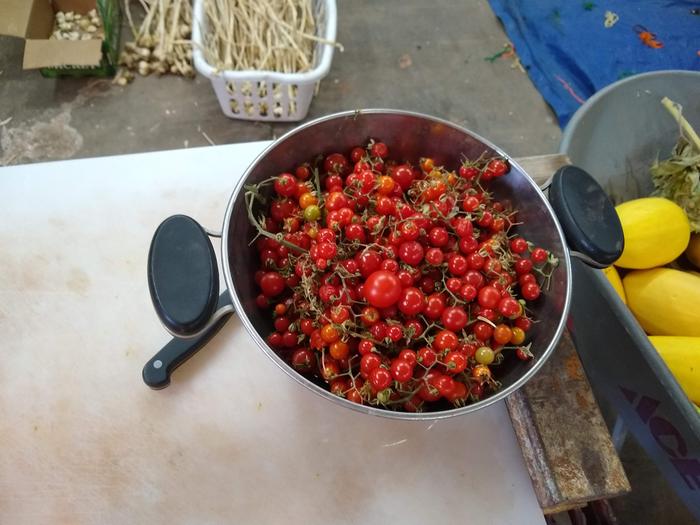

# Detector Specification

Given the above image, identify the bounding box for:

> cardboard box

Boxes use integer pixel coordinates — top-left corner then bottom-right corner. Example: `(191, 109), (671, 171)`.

(0, 0), (121, 76)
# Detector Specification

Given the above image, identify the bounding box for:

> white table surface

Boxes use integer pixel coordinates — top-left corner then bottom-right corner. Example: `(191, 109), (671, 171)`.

(0, 142), (545, 525)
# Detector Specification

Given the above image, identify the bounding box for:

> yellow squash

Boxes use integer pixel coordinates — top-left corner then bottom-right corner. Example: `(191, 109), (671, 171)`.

(615, 197), (690, 269)
(687, 233), (700, 270)
(648, 336), (700, 405)
(602, 266), (626, 304)
(623, 268), (700, 336)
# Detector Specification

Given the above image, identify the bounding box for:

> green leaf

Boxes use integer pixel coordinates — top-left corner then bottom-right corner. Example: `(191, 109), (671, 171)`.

(650, 138), (700, 232)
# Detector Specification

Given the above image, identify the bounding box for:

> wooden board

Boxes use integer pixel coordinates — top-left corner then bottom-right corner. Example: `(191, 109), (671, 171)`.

(509, 154), (631, 513)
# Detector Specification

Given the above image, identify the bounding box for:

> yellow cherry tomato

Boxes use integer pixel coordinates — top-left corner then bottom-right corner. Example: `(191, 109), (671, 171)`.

(376, 175), (395, 195)
(510, 326), (526, 345)
(329, 340), (350, 360)
(320, 324), (340, 344)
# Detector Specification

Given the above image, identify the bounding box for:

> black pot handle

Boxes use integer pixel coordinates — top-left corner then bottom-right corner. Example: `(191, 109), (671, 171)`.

(144, 215), (235, 389)
(547, 165), (624, 268)
(143, 293), (233, 389)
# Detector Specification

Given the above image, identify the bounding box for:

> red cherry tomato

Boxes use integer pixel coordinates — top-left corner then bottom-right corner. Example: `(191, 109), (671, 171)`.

(515, 316), (532, 332)
(356, 249), (382, 278)
(441, 306), (468, 332)
(444, 352), (467, 374)
(516, 346), (534, 361)
(260, 272), (285, 297)
(417, 347), (437, 367)
(521, 282), (541, 301)
(423, 293), (447, 320)
(350, 147), (364, 163)
(425, 247), (444, 266)
(363, 270), (402, 308)
(447, 254), (468, 276)
(463, 195), (480, 212)
(498, 296), (521, 318)
(446, 277), (463, 293)
(459, 283), (477, 302)
(433, 375), (456, 397)
(477, 285), (500, 308)
(270, 198), (297, 222)
(326, 191), (349, 211)
(267, 332), (282, 348)
(360, 353), (382, 377)
(375, 196), (396, 215)
(531, 247), (548, 264)
(324, 153), (349, 175)
(371, 142), (389, 159)
(291, 348), (314, 373)
(358, 339), (375, 355)
(369, 321), (387, 341)
(514, 258), (533, 275)
(386, 325), (403, 342)
(399, 221), (420, 241)
(473, 321), (494, 341)
(398, 348), (417, 366)
(330, 377), (350, 397)
(390, 359), (413, 383)
(274, 173), (297, 197)
(398, 241), (424, 265)
(369, 367), (392, 390)
(434, 329), (459, 352)
(428, 227), (449, 247)
(397, 287), (425, 316)
(464, 270), (484, 289)
(454, 218), (473, 239)
(360, 306), (380, 325)
(445, 380), (468, 403)
(459, 236), (479, 254)
(485, 158), (509, 177)
(344, 223), (366, 243)
(405, 319), (424, 337)
(459, 165), (479, 180)
(509, 237), (528, 254)
(417, 371), (442, 402)
(295, 165), (311, 180)
(467, 253), (484, 270)
(391, 164), (414, 190)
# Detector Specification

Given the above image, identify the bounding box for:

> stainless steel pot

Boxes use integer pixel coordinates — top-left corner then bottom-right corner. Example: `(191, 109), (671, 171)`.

(144, 109), (623, 420)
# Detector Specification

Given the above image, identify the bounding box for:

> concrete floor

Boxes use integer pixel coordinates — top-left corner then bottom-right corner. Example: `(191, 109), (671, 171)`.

(0, 1), (696, 524)
(0, 1), (560, 165)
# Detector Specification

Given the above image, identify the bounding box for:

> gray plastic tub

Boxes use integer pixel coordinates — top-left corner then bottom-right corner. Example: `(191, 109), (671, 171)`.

(560, 71), (700, 519)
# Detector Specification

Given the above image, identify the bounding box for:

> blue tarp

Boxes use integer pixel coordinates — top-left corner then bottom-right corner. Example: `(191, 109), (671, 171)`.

(488, 1), (700, 126)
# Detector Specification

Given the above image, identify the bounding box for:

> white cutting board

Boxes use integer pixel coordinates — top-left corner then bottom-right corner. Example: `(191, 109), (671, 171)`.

(0, 142), (545, 525)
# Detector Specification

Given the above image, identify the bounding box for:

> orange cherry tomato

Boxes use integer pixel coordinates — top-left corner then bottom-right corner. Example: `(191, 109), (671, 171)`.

(299, 192), (318, 209)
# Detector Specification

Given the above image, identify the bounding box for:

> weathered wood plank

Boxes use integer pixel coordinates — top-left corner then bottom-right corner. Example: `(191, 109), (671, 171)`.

(507, 154), (631, 514)
(516, 153), (566, 185)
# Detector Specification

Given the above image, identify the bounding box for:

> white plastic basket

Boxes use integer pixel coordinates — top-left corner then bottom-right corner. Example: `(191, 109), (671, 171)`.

(192, 0), (337, 122)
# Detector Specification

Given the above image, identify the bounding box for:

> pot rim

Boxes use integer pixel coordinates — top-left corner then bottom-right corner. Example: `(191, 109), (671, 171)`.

(221, 108), (573, 420)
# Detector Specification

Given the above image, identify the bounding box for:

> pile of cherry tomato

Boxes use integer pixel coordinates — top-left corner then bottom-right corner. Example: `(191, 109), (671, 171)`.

(249, 140), (556, 412)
